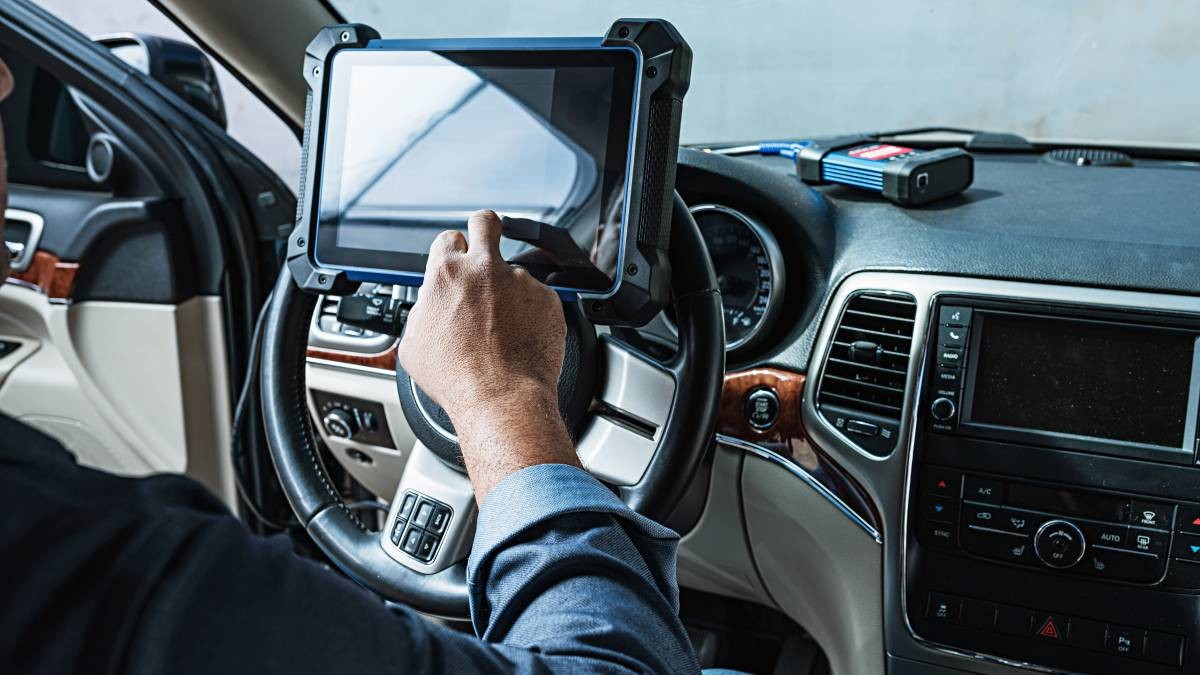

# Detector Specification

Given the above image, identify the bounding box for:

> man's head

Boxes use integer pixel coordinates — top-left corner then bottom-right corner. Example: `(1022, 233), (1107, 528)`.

(0, 56), (13, 278)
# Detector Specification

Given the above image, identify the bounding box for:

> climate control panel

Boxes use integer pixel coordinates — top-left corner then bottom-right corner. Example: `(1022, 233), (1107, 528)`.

(917, 466), (1200, 587)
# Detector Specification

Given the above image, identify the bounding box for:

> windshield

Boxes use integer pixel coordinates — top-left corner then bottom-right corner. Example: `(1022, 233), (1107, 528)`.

(331, 1), (1199, 149)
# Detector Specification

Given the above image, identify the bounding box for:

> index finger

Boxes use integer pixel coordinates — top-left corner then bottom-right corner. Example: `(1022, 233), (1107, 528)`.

(466, 209), (502, 258)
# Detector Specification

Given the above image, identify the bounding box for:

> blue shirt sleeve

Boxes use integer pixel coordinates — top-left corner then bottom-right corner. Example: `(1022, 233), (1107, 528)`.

(465, 463), (701, 674)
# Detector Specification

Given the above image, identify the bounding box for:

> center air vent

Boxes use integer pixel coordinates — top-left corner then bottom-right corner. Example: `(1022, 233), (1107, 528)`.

(817, 291), (916, 455)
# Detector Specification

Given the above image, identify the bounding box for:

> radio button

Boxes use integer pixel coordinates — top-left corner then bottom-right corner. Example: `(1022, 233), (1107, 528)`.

(963, 476), (1004, 504)
(1034, 520), (1086, 569)
(938, 325), (968, 348)
(962, 526), (1033, 564)
(1127, 527), (1168, 556)
(1130, 501), (1172, 529)
(939, 306), (971, 327)
(936, 347), (963, 367)
(924, 495), (958, 523)
(1170, 532), (1200, 562)
(1082, 522), (1129, 549)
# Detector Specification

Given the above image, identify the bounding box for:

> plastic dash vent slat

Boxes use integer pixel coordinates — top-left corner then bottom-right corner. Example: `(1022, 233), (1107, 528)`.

(818, 291), (917, 422)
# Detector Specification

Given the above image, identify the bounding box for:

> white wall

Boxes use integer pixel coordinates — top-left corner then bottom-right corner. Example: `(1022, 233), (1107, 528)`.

(336, 0), (1200, 148)
(30, 0), (1200, 189)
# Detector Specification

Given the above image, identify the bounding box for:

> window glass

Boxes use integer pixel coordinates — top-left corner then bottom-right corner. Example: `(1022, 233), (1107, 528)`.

(34, 0), (301, 190)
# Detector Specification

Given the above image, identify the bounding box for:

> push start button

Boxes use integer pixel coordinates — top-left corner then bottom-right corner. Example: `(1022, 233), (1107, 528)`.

(744, 388), (780, 430)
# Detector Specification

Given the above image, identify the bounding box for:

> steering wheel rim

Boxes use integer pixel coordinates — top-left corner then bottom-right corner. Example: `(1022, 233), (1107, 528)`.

(261, 193), (723, 617)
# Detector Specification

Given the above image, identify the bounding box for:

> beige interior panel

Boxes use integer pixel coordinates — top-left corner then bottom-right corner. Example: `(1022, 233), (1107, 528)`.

(677, 443), (775, 607)
(742, 453), (885, 675)
(306, 361), (416, 498)
(0, 284), (234, 504)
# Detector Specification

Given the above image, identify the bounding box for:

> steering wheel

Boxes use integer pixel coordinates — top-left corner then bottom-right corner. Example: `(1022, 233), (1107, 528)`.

(261, 194), (724, 618)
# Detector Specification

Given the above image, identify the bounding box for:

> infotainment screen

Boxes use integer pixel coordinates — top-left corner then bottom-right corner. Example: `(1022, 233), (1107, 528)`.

(313, 47), (638, 293)
(968, 313), (1198, 448)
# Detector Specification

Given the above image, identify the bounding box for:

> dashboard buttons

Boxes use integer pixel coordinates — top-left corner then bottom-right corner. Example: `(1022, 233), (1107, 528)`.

(938, 325), (968, 348)
(1170, 532), (1200, 563)
(922, 520), (958, 548)
(925, 495), (958, 522)
(922, 469), (961, 498)
(1146, 631), (1186, 667)
(322, 408), (358, 439)
(1175, 505), (1200, 535)
(1033, 614), (1067, 641)
(1034, 520), (1086, 569)
(963, 526), (1032, 564)
(936, 347), (963, 368)
(1130, 500), (1171, 529)
(1127, 527), (1167, 556)
(1105, 625), (1146, 658)
(744, 388), (780, 430)
(933, 367), (961, 388)
(1067, 617), (1107, 652)
(939, 306), (972, 327)
(962, 475), (1004, 504)
(1080, 546), (1162, 583)
(930, 396), (957, 421)
(927, 593), (961, 622)
(1081, 522), (1128, 549)
(994, 604), (1034, 636)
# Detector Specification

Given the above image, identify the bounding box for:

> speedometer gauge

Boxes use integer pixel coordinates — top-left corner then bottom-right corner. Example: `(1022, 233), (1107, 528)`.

(689, 205), (785, 351)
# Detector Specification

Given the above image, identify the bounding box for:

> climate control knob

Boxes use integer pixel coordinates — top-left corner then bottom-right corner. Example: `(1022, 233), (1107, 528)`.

(930, 397), (957, 421)
(322, 409), (359, 439)
(1034, 519), (1086, 569)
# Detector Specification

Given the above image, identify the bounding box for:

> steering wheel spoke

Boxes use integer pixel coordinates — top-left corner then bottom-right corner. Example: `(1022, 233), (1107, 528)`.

(578, 336), (678, 485)
(380, 441), (477, 574)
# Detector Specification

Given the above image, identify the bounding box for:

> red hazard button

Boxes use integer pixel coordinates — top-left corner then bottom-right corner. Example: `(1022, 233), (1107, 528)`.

(1035, 615), (1065, 640)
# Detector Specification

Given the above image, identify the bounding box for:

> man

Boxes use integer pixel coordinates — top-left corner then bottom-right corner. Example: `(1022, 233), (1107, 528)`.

(0, 55), (701, 674)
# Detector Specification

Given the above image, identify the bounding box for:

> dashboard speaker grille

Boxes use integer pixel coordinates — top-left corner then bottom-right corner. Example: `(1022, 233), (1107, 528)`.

(818, 291), (917, 419)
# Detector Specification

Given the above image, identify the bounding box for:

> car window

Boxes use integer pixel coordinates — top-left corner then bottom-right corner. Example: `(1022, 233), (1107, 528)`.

(33, 0), (301, 191)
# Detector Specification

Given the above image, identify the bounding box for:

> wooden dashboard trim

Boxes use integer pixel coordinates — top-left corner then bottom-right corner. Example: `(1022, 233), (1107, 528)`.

(719, 368), (882, 534)
(8, 250), (79, 300)
(306, 340), (399, 372)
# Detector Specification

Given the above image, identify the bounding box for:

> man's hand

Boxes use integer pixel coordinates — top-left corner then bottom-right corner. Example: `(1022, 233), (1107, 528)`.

(398, 210), (580, 504)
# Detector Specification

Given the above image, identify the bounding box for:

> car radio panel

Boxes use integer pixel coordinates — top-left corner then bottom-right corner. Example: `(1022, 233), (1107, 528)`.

(907, 295), (1200, 674)
(927, 300), (1200, 465)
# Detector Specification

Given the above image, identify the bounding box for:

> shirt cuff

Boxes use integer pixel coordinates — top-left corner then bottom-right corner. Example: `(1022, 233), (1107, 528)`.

(467, 463), (677, 578)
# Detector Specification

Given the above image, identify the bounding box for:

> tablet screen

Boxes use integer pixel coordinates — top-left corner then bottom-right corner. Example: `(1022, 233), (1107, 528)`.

(314, 47), (638, 292)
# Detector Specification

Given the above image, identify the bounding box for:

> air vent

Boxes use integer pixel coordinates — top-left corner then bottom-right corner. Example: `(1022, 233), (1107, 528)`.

(1041, 148), (1133, 167)
(817, 291), (916, 454)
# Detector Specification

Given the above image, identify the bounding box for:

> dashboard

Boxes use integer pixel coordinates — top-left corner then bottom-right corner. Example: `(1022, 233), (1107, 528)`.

(306, 144), (1200, 674)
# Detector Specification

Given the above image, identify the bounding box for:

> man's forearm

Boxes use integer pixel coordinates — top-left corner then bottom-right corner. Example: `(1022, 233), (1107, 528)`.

(454, 379), (580, 505)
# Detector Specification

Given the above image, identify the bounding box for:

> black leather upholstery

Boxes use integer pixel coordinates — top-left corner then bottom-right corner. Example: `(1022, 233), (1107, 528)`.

(260, 270), (470, 616)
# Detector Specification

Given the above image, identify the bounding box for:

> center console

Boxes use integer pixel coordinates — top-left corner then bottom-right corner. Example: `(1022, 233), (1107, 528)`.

(906, 296), (1200, 673)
